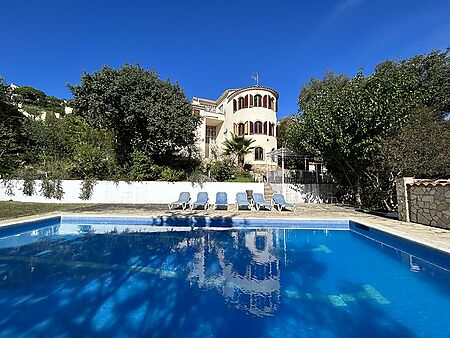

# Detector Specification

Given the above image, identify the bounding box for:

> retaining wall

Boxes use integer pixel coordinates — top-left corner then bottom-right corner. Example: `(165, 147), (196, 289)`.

(0, 180), (264, 204)
(396, 177), (450, 230)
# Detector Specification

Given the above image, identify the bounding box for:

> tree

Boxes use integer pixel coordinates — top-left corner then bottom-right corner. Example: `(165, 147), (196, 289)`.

(13, 86), (46, 105)
(223, 134), (255, 168)
(381, 107), (450, 178)
(68, 64), (201, 164)
(287, 49), (450, 209)
(0, 78), (30, 176)
(26, 115), (117, 180)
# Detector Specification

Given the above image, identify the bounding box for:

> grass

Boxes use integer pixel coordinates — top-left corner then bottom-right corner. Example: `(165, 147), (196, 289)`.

(0, 201), (87, 221)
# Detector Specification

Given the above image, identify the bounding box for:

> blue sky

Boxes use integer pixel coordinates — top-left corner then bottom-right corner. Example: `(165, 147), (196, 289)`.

(1, 0), (449, 118)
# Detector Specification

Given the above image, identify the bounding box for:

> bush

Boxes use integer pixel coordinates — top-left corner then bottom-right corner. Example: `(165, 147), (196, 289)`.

(227, 170), (254, 182)
(160, 166), (186, 182)
(128, 150), (161, 181)
(210, 158), (235, 181)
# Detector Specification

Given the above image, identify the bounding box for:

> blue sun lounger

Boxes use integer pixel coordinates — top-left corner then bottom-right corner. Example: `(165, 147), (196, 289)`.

(191, 192), (209, 210)
(236, 192), (252, 210)
(214, 192), (228, 210)
(272, 193), (295, 212)
(168, 192), (190, 210)
(252, 193), (272, 211)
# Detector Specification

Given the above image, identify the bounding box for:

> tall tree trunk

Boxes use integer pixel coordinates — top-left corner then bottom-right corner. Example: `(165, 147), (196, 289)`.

(238, 154), (244, 168)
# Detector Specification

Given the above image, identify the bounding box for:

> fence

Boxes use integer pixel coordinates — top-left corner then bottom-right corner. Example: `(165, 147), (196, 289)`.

(267, 170), (335, 185)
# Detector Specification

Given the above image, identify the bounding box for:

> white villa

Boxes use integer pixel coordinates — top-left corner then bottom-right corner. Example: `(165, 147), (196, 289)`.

(193, 86), (279, 170)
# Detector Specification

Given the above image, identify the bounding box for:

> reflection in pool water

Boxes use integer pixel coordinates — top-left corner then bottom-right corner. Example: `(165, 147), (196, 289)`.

(0, 223), (448, 338)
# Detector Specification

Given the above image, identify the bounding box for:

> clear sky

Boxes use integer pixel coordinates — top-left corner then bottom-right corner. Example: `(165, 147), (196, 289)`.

(1, 0), (449, 118)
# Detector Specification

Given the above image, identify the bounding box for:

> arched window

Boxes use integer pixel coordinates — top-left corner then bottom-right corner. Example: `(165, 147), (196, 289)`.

(269, 97), (274, 110)
(238, 97), (244, 110)
(238, 123), (245, 136)
(233, 99), (237, 112)
(254, 121), (263, 134)
(269, 123), (274, 136)
(255, 147), (264, 161)
(254, 94), (262, 107)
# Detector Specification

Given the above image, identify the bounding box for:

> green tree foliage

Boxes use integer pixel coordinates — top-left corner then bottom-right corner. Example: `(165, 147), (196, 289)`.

(26, 115), (117, 181)
(381, 107), (450, 178)
(13, 86), (64, 114)
(13, 86), (46, 103)
(223, 134), (255, 167)
(68, 64), (201, 164)
(0, 78), (30, 176)
(210, 157), (236, 181)
(287, 50), (450, 209)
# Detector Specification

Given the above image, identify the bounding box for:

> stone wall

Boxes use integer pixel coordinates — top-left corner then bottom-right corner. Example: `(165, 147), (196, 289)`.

(396, 177), (450, 230)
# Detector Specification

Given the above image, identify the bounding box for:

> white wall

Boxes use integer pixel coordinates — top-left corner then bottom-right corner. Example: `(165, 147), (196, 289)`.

(0, 180), (264, 204)
(269, 183), (337, 204)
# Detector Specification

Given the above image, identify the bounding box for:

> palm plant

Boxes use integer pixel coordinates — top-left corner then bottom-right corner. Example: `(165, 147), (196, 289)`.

(223, 134), (255, 168)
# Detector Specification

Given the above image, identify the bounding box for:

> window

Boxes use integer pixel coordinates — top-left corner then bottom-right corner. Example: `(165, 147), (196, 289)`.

(233, 99), (237, 112)
(238, 123), (245, 136)
(254, 94), (262, 107)
(269, 97), (274, 110)
(238, 97), (244, 110)
(254, 121), (263, 134)
(269, 123), (274, 136)
(206, 126), (216, 143)
(255, 147), (264, 160)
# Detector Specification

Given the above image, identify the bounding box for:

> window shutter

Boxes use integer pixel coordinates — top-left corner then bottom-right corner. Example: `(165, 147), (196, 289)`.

(264, 121), (267, 134)
(244, 121), (248, 135)
(250, 121), (254, 134)
(275, 99), (278, 112)
(233, 100), (237, 112)
(244, 95), (248, 108)
(276, 125), (279, 137)
(263, 95), (267, 108)
(249, 94), (253, 107)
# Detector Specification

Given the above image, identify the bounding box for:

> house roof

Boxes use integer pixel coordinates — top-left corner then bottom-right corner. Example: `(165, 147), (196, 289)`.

(411, 179), (450, 186)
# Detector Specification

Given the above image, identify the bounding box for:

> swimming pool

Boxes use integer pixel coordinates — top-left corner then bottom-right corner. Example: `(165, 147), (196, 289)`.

(0, 216), (448, 337)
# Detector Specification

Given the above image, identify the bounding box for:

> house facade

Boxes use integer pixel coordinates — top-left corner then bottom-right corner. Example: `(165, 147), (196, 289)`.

(193, 86), (278, 170)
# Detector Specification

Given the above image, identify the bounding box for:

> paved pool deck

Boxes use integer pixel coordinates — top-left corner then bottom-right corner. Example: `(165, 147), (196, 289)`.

(1, 203), (449, 254)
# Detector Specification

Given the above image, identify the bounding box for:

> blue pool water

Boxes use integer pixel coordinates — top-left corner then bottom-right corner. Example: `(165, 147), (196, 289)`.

(0, 218), (449, 337)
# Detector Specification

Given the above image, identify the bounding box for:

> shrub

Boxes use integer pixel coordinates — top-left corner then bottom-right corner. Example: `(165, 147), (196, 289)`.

(160, 167), (186, 182)
(227, 170), (254, 182)
(210, 158), (235, 182)
(128, 150), (161, 181)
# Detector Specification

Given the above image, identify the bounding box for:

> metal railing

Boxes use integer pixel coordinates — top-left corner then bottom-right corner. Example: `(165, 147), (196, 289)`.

(267, 170), (335, 184)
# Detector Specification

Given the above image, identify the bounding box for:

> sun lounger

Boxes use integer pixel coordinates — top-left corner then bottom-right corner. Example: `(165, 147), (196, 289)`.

(191, 192), (209, 210)
(236, 192), (252, 210)
(214, 192), (228, 210)
(272, 193), (295, 212)
(252, 193), (272, 211)
(168, 192), (190, 210)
